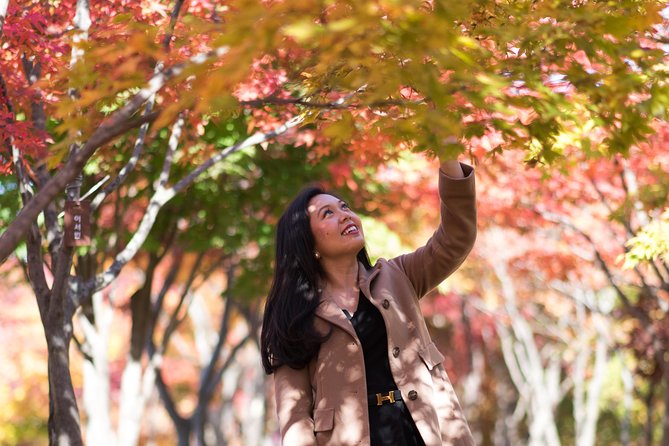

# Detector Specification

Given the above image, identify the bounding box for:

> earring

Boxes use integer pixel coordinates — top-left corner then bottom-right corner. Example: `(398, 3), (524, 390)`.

(314, 251), (321, 259)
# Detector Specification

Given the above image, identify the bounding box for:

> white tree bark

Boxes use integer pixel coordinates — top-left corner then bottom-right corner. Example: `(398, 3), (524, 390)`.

(79, 291), (114, 445)
(492, 258), (562, 446)
(481, 227), (614, 446)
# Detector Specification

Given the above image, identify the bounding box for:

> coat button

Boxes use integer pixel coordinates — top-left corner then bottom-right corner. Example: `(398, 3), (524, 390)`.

(408, 390), (418, 401)
(382, 299), (390, 309)
(392, 347), (400, 358)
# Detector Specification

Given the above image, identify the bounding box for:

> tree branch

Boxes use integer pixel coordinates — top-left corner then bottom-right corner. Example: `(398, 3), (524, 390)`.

(87, 112), (302, 293)
(238, 96), (421, 110)
(87, 114), (183, 294)
(146, 249), (183, 352)
(90, 102), (154, 212)
(92, 0), (185, 213)
(0, 0), (8, 38)
(160, 251), (206, 353)
(170, 113), (304, 197)
(0, 46), (229, 262)
(154, 367), (187, 426)
(201, 264), (236, 400)
(532, 207), (637, 310)
(207, 334), (251, 398)
(0, 69), (52, 318)
(0, 109), (160, 262)
(589, 167), (669, 294)
(162, 0), (187, 51)
(21, 57), (62, 263)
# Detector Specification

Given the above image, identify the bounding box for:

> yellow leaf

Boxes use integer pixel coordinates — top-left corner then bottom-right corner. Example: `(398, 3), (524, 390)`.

(327, 18), (357, 33)
(151, 99), (193, 133)
(282, 20), (321, 42)
(322, 111), (355, 144)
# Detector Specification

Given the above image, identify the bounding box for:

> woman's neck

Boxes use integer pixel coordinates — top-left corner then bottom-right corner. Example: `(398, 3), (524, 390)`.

(321, 256), (359, 291)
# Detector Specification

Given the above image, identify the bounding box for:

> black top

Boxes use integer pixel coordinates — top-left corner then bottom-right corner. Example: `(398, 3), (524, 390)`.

(344, 292), (425, 446)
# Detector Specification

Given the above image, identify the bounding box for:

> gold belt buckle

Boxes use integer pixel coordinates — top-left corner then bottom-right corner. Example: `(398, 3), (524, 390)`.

(376, 391), (395, 406)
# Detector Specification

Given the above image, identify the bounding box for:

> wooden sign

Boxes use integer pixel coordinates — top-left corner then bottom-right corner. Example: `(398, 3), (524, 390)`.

(64, 200), (91, 247)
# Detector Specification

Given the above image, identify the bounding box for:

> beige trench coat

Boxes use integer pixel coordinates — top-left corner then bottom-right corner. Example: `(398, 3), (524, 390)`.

(274, 165), (477, 446)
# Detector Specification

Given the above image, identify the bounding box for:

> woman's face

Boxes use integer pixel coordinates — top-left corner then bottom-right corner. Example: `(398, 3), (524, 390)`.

(307, 194), (365, 261)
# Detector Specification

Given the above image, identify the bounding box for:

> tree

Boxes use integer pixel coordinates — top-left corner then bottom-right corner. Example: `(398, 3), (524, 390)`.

(2, 0), (668, 257)
(472, 126), (669, 444)
(2, 0), (669, 444)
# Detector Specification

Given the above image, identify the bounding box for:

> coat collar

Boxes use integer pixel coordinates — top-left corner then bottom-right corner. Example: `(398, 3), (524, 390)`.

(314, 261), (382, 338)
(357, 260), (382, 299)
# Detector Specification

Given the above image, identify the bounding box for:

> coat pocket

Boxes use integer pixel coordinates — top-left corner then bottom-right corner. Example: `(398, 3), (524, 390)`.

(313, 408), (334, 433)
(418, 340), (445, 371)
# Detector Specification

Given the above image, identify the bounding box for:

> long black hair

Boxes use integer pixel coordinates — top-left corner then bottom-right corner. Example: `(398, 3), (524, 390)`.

(261, 185), (372, 374)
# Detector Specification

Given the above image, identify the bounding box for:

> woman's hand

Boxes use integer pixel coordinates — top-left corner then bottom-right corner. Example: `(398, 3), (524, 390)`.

(439, 157), (465, 179)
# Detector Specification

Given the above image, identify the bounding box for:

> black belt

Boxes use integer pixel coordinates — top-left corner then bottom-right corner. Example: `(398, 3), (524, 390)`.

(368, 390), (402, 406)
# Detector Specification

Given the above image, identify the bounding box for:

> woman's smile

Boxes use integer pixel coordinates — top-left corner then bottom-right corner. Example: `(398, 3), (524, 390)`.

(308, 193), (365, 259)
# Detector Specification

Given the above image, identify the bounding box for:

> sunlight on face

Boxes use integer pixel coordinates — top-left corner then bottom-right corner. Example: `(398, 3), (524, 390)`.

(308, 194), (364, 261)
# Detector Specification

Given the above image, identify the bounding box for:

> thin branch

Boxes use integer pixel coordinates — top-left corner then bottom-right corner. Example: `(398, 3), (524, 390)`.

(1, 74), (32, 205)
(589, 174), (669, 291)
(21, 56), (62, 266)
(90, 73), (157, 213)
(72, 332), (94, 363)
(201, 264), (236, 401)
(589, 176), (634, 236)
(160, 251), (206, 352)
(88, 114), (183, 294)
(162, 0), (187, 51)
(201, 296), (233, 403)
(88, 112), (302, 293)
(0, 46), (229, 261)
(533, 207), (637, 311)
(170, 113), (304, 197)
(93, 0), (185, 213)
(207, 334), (252, 398)
(0, 0), (8, 37)
(1, 69), (52, 316)
(155, 367), (187, 426)
(147, 249), (183, 345)
(158, 113), (183, 190)
(238, 96), (421, 110)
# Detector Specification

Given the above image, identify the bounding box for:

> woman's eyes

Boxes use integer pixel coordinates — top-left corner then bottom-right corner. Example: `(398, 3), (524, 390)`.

(322, 203), (350, 217)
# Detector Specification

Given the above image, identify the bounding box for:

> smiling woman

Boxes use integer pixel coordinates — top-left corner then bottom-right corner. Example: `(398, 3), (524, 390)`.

(261, 158), (477, 446)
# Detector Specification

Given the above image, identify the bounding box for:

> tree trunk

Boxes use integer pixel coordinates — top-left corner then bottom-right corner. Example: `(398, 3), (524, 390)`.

(237, 343), (266, 446)
(118, 258), (158, 445)
(578, 325), (608, 446)
(621, 358), (633, 446)
(118, 359), (145, 445)
(46, 324), (83, 446)
(662, 352), (669, 446)
(79, 291), (114, 445)
(645, 386), (655, 446)
(176, 422), (191, 446)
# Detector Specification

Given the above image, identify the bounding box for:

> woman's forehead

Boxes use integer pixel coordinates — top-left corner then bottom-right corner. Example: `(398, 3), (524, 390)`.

(307, 194), (341, 214)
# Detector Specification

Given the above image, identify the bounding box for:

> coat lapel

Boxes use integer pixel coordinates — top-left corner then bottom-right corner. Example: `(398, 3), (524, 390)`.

(314, 298), (357, 339)
(314, 261), (382, 338)
(358, 260), (381, 300)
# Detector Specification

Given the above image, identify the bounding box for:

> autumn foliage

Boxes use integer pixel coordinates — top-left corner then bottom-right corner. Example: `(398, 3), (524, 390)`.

(1, 0), (669, 444)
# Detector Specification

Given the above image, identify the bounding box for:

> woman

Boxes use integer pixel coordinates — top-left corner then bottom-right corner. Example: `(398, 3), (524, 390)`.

(261, 157), (477, 446)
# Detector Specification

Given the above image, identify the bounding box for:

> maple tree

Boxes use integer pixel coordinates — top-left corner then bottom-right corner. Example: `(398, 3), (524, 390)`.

(2, 0), (669, 445)
(2, 0), (669, 257)
(468, 122), (669, 444)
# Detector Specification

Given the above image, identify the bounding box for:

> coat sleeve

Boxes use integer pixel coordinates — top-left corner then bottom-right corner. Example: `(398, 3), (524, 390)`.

(274, 364), (317, 446)
(390, 163), (477, 298)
